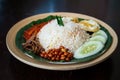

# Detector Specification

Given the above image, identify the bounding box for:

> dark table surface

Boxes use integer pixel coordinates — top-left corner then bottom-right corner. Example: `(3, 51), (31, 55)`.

(0, 0), (120, 80)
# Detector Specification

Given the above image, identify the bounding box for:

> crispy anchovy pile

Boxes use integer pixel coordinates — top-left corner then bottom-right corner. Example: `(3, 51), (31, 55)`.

(22, 35), (44, 54)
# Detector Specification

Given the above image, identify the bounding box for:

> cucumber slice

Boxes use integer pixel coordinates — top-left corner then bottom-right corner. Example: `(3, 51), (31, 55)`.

(74, 41), (104, 59)
(92, 30), (108, 39)
(89, 35), (107, 44)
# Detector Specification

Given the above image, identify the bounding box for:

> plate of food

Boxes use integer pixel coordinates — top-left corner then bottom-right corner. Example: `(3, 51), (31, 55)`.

(6, 12), (118, 70)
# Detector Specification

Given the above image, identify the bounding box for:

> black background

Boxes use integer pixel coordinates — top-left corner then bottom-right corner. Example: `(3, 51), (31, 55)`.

(0, 0), (120, 80)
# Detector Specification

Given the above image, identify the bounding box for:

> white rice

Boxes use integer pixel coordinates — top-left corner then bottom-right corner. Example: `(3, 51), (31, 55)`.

(37, 17), (90, 53)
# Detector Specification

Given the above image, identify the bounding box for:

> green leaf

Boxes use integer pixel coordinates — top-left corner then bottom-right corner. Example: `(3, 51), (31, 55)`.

(56, 16), (64, 26)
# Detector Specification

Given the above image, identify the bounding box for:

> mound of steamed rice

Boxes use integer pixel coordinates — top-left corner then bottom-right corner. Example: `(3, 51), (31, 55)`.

(37, 17), (90, 53)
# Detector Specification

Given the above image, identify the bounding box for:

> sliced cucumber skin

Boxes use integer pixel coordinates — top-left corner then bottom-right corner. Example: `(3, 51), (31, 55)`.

(89, 35), (107, 44)
(92, 30), (108, 39)
(74, 41), (104, 59)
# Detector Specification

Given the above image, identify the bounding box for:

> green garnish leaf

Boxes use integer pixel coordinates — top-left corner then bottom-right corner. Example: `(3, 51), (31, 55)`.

(78, 18), (84, 22)
(56, 16), (64, 26)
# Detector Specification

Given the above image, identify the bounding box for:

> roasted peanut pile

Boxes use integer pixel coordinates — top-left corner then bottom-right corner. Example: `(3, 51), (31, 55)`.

(40, 46), (73, 61)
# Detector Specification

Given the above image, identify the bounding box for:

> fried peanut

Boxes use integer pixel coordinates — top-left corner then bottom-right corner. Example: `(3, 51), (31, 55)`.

(40, 46), (73, 61)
